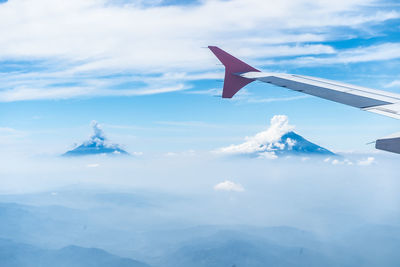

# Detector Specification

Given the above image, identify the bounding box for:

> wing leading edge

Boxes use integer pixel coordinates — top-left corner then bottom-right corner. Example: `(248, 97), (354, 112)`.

(208, 46), (400, 154)
(240, 71), (400, 120)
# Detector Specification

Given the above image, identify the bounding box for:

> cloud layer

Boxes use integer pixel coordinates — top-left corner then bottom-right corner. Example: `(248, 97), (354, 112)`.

(0, 0), (398, 101)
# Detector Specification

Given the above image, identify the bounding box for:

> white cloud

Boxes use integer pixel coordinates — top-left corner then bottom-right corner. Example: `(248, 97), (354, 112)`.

(0, 0), (397, 101)
(0, 84), (187, 102)
(0, 127), (23, 135)
(385, 80), (400, 88)
(331, 158), (354, 165)
(0, 0), (391, 66)
(214, 180), (245, 192)
(186, 88), (222, 96)
(87, 163), (100, 168)
(216, 115), (294, 155)
(258, 151), (278, 159)
(245, 95), (310, 104)
(358, 157), (375, 166)
(324, 155), (377, 166)
(0, 127), (27, 144)
(324, 157), (331, 163)
(285, 43), (400, 66)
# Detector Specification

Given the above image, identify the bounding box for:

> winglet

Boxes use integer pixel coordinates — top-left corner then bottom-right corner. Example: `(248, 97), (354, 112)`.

(208, 46), (260, 98)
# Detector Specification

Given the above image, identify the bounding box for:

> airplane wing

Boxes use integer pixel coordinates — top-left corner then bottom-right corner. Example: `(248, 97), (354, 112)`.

(208, 46), (400, 154)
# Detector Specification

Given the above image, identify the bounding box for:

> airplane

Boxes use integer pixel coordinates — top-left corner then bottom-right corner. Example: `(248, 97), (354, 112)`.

(208, 46), (400, 155)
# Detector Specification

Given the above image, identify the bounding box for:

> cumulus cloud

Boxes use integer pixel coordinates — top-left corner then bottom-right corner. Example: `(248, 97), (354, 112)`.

(214, 180), (245, 192)
(216, 115), (294, 156)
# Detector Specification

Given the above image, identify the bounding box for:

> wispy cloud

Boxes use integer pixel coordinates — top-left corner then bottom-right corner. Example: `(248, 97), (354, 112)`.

(0, 0), (398, 101)
(281, 43), (400, 66)
(245, 95), (310, 103)
(0, 127), (26, 138)
(0, 84), (187, 102)
(0, 127), (28, 145)
(186, 88), (222, 96)
(385, 80), (400, 88)
(156, 120), (222, 128)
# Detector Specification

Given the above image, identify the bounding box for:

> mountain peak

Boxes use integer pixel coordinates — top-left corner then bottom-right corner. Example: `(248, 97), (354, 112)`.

(63, 121), (128, 157)
(217, 115), (336, 158)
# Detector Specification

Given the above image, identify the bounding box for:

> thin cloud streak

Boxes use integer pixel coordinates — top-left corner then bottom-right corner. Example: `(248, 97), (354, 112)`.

(0, 84), (187, 102)
(0, 0), (398, 101)
(276, 43), (400, 66)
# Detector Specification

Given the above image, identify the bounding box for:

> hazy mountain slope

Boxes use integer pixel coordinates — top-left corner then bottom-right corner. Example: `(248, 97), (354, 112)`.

(0, 239), (150, 267)
(160, 230), (341, 267)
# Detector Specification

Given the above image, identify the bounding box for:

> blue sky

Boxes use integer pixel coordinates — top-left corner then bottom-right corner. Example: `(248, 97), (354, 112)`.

(1, 0), (400, 155)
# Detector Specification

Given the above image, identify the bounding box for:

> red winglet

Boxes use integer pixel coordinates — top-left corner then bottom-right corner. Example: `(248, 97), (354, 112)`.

(208, 46), (260, 98)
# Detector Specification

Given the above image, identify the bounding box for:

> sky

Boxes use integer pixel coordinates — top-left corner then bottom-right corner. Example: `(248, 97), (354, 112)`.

(1, 2), (400, 252)
(1, 0), (400, 156)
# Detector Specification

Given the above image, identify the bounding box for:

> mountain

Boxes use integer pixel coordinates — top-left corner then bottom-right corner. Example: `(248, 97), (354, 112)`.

(0, 239), (150, 267)
(267, 131), (335, 156)
(63, 121), (128, 156)
(217, 115), (336, 158)
(159, 229), (348, 267)
(1, 192), (400, 267)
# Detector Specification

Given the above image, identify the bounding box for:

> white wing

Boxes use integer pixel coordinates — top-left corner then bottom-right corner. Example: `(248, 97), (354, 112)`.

(208, 46), (400, 154)
(240, 72), (400, 120)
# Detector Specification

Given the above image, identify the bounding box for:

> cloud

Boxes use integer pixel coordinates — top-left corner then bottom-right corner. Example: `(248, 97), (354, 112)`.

(0, 0), (392, 65)
(0, 0), (398, 101)
(385, 80), (400, 88)
(216, 115), (294, 156)
(284, 43), (400, 66)
(324, 156), (376, 166)
(0, 127), (27, 144)
(87, 163), (100, 168)
(156, 120), (221, 128)
(186, 88), (222, 96)
(245, 95), (310, 104)
(332, 158), (354, 165)
(324, 157), (354, 165)
(0, 84), (187, 102)
(0, 127), (24, 136)
(358, 157), (375, 166)
(214, 180), (244, 192)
